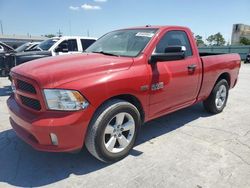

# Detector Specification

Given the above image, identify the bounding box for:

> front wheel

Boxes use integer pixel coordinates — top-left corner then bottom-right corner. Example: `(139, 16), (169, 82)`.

(85, 99), (141, 163)
(203, 79), (229, 114)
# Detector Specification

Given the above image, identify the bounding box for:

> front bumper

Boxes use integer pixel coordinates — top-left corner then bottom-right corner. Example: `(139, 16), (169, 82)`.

(7, 94), (94, 152)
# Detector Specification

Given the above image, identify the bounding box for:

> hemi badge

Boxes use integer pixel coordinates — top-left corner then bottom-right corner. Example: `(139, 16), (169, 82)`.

(151, 82), (164, 91)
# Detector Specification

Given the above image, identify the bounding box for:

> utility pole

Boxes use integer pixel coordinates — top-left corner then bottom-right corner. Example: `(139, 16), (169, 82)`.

(0, 20), (3, 35)
(87, 29), (89, 37)
(57, 29), (63, 37)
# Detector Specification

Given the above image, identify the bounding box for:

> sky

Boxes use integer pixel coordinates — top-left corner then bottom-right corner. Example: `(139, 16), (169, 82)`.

(0, 0), (249, 43)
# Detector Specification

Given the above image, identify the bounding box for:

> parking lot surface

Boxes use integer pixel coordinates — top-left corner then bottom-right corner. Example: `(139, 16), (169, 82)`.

(0, 64), (249, 188)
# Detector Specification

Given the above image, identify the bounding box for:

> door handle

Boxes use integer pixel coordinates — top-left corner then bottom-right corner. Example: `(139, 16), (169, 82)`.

(187, 64), (197, 71)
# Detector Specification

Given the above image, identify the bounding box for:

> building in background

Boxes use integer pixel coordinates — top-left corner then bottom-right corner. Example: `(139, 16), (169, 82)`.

(0, 34), (47, 48)
(231, 24), (250, 45)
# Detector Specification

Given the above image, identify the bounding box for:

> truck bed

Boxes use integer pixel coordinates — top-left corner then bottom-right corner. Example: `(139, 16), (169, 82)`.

(198, 53), (241, 101)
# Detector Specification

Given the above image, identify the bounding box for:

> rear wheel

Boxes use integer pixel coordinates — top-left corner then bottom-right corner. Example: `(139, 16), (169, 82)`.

(85, 99), (141, 163)
(203, 79), (229, 114)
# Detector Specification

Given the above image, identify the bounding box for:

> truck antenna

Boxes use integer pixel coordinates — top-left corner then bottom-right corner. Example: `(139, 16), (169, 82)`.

(57, 29), (63, 37)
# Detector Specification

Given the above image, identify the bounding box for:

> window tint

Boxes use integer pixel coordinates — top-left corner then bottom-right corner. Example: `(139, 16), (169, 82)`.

(38, 38), (59, 51)
(15, 43), (30, 52)
(156, 30), (193, 57)
(68, 39), (78, 51)
(81, 39), (96, 51)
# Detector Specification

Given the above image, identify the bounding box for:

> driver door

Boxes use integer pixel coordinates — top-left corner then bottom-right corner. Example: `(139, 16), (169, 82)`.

(148, 30), (201, 118)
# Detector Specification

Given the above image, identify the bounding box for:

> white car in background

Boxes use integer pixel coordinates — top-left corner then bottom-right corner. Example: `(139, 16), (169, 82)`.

(4, 36), (97, 76)
(37, 36), (97, 56)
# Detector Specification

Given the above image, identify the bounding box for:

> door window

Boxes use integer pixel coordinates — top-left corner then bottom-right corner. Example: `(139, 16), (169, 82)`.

(156, 30), (193, 57)
(81, 39), (96, 51)
(68, 39), (78, 51)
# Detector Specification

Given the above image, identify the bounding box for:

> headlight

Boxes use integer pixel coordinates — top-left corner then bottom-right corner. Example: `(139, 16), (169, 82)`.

(43, 89), (89, 111)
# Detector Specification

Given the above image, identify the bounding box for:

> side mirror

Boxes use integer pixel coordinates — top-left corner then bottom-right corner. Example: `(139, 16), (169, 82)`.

(54, 46), (61, 53)
(165, 46), (186, 53)
(55, 43), (68, 53)
(150, 46), (186, 64)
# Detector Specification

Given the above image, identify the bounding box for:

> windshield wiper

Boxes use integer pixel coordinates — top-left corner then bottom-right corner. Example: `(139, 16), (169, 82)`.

(91, 51), (119, 57)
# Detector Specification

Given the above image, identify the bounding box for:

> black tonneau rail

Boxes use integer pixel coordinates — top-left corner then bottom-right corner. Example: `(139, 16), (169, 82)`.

(199, 52), (225, 57)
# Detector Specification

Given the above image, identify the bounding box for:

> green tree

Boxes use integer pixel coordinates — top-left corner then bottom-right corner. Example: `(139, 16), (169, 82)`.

(195, 35), (205, 46)
(207, 35), (215, 45)
(207, 32), (226, 46)
(240, 37), (250, 45)
(44, 34), (56, 38)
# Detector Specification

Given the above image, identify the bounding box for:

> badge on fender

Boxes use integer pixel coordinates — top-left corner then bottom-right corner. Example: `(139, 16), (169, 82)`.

(151, 82), (164, 91)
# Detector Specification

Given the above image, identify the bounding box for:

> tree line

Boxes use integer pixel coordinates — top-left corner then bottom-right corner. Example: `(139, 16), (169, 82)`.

(195, 33), (250, 46)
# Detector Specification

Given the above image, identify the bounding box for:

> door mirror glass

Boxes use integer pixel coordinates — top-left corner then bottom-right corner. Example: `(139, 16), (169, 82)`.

(164, 46), (186, 53)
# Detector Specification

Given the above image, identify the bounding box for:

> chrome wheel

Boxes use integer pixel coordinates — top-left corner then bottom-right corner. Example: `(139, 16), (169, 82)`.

(215, 85), (227, 109)
(103, 112), (135, 153)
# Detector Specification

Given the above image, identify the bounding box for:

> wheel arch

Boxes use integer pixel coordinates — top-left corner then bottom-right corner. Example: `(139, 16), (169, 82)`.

(216, 72), (231, 88)
(109, 94), (145, 123)
(93, 94), (145, 124)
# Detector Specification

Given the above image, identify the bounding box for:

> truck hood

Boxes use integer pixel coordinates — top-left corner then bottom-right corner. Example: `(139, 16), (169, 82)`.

(12, 53), (134, 87)
(14, 51), (52, 66)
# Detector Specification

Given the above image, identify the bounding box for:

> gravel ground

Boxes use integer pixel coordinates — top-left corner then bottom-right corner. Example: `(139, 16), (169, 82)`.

(0, 64), (249, 188)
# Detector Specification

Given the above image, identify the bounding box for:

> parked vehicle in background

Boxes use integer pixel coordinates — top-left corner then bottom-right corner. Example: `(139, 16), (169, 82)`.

(0, 41), (14, 52)
(0, 42), (15, 76)
(7, 26), (241, 163)
(1, 42), (40, 76)
(244, 53), (250, 64)
(0, 45), (4, 53)
(3, 36), (97, 76)
(15, 42), (40, 53)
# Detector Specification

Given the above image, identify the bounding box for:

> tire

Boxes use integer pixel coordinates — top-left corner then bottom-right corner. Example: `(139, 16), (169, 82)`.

(85, 99), (141, 163)
(203, 79), (229, 114)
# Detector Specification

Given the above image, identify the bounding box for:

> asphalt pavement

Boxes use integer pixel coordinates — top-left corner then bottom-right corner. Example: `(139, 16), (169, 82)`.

(0, 64), (249, 188)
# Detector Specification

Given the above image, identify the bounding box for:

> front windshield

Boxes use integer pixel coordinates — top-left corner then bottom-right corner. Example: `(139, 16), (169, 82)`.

(85, 29), (158, 57)
(37, 38), (59, 51)
(15, 43), (29, 52)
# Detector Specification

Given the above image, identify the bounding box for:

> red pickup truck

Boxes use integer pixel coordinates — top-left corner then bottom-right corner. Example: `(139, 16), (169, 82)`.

(7, 26), (241, 162)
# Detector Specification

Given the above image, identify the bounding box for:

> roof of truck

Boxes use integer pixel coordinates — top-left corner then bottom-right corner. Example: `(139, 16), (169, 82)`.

(123, 25), (190, 30)
(51, 36), (97, 40)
